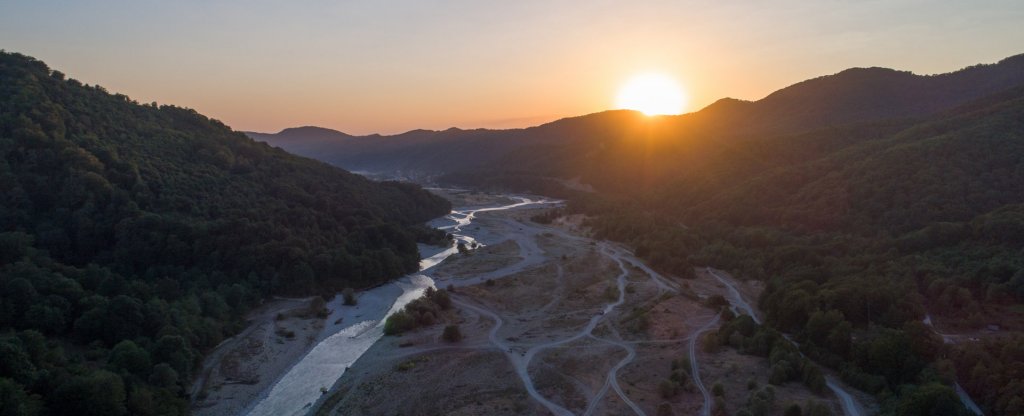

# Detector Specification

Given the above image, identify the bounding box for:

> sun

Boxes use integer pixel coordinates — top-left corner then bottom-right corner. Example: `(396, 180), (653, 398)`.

(615, 73), (687, 116)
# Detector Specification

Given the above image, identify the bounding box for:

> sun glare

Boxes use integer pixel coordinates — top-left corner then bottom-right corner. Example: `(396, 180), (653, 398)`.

(615, 73), (686, 116)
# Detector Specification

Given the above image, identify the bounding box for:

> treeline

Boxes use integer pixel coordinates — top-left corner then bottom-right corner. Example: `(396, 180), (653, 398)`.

(451, 84), (1024, 413)
(0, 51), (450, 415)
(382, 287), (453, 335)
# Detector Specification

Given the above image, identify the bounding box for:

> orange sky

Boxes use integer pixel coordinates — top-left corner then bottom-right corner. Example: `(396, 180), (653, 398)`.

(2, 1), (1023, 135)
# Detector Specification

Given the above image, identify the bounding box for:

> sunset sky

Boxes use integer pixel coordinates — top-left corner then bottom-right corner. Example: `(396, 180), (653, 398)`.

(2, 1), (1022, 135)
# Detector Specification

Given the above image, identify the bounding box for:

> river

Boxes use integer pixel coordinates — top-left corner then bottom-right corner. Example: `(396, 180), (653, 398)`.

(245, 196), (554, 416)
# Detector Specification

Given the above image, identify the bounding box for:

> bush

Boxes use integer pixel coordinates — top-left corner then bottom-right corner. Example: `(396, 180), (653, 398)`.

(442, 325), (462, 343)
(706, 294), (729, 308)
(383, 311), (416, 335)
(804, 400), (832, 416)
(342, 288), (356, 306)
(383, 290), (457, 336)
(712, 382), (725, 397)
(658, 380), (680, 398)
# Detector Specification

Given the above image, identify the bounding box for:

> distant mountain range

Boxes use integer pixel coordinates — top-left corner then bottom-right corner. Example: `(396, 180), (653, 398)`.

(247, 56), (1024, 416)
(246, 53), (1024, 186)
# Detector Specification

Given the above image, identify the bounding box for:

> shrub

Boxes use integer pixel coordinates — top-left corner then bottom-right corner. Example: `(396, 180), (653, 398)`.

(342, 288), (357, 306)
(383, 311), (416, 335)
(658, 380), (680, 398)
(442, 325), (462, 343)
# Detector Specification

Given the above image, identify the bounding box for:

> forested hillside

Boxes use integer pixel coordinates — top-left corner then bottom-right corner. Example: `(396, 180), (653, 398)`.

(0, 51), (449, 415)
(576, 87), (1024, 415)
(251, 53), (1024, 415)
(248, 53), (1024, 182)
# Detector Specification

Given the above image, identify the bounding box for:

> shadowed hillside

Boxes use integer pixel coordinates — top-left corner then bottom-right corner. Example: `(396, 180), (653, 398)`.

(0, 51), (450, 415)
(250, 53), (1024, 415)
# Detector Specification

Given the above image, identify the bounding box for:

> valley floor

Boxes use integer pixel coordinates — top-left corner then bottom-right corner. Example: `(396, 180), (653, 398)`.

(308, 191), (873, 416)
(191, 297), (323, 416)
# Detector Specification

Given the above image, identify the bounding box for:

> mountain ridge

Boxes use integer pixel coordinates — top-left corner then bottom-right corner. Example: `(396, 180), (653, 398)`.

(0, 50), (451, 415)
(249, 52), (1024, 179)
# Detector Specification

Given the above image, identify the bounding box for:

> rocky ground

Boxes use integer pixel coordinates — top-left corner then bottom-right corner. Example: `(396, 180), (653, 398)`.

(311, 191), (872, 416)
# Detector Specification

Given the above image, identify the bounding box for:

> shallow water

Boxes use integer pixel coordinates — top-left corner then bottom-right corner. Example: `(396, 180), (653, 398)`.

(246, 196), (551, 416)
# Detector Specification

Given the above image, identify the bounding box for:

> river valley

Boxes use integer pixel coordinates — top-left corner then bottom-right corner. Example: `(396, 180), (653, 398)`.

(193, 189), (874, 416)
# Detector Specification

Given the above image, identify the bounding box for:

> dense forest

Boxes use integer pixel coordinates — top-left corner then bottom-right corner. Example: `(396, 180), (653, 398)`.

(262, 54), (1024, 415)
(570, 89), (1024, 415)
(0, 51), (450, 415)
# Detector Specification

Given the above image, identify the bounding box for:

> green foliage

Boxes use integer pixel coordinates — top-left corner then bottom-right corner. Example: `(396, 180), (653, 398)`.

(50, 370), (127, 416)
(0, 377), (41, 416)
(247, 52), (1024, 416)
(895, 383), (972, 416)
(738, 385), (776, 416)
(950, 335), (1024, 415)
(383, 311), (416, 336)
(383, 287), (454, 336)
(342, 288), (357, 306)
(804, 401), (833, 416)
(442, 325), (462, 343)
(0, 51), (450, 414)
(566, 90), (1024, 411)
(107, 340), (151, 378)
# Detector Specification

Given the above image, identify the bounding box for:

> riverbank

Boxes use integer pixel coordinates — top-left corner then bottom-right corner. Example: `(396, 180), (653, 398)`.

(191, 297), (321, 416)
(312, 190), (882, 416)
(190, 191), (556, 416)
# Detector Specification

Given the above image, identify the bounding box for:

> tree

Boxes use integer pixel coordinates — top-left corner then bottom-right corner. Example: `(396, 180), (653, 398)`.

(712, 382), (725, 396)
(803, 401), (832, 416)
(342, 288), (357, 306)
(897, 383), (972, 416)
(108, 340), (152, 377)
(151, 336), (193, 378)
(309, 296), (328, 317)
(383, 311), (416, 335)
(0, 377), (41, 416)
(24, 304), (65, 334)
(769, 362), (791, 385)
(0, 340), (35, 385)
(801, 364), (826, 394)
(0, 51), (454, 413)
(50, 371), (127, 416)
(658, 379), (681, 398)
(442, 325), (462, 343)
(147, 363), (178, 390)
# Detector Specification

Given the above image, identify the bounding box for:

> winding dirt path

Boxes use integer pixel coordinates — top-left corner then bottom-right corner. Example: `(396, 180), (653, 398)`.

(453, 298), (576, 416)
(922, 314), (985, 415)
(709, 267), (866, 416)
(689, 313), (721, 416)
(450, 242), (648, 416)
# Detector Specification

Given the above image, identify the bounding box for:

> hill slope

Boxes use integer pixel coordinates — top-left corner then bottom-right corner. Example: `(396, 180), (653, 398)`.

(0, 51), (449, 415)
(250, 53), (1024, 415)
(248, 53), (1024, 186)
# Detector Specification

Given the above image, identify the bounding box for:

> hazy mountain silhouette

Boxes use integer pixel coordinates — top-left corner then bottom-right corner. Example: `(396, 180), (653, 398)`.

(248, 53), (1024, 181)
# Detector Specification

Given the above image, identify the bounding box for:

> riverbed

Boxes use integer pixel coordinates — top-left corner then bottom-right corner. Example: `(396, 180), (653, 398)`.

(241, 195), (557, 416)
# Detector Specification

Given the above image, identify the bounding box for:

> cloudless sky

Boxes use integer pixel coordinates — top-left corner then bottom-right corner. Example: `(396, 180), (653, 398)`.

(2, 1), (1022, 134)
